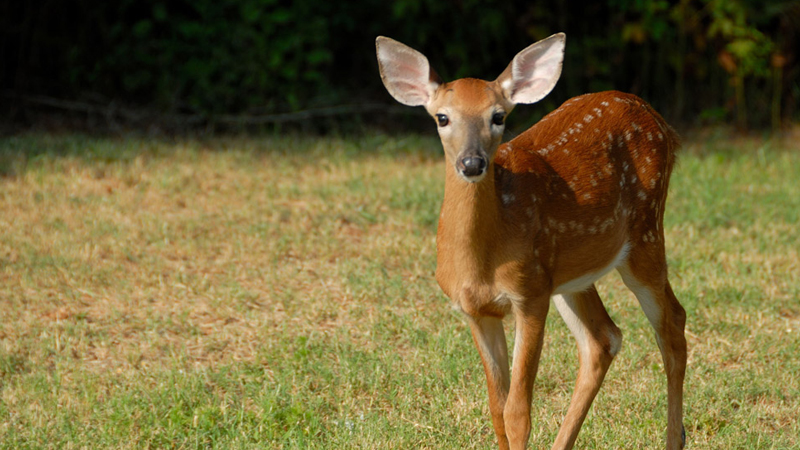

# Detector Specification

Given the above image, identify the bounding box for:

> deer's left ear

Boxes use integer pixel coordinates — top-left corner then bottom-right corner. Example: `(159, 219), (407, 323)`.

(497, 33), (565, 105)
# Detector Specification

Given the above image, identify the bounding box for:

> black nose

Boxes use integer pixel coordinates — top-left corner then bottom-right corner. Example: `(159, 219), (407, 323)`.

(460, 156), (487, 177)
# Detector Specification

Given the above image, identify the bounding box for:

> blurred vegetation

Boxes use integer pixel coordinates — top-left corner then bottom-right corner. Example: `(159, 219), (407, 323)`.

(1, 0), (799, 132)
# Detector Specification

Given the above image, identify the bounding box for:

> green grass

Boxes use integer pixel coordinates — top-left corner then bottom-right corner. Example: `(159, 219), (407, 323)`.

(1, 132), (799, 449)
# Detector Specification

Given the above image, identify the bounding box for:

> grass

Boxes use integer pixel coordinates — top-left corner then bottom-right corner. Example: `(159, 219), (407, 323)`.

(0, 131), (799, 449)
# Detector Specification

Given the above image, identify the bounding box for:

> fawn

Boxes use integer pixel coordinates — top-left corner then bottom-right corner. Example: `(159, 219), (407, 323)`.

(376, 33), (686, 450)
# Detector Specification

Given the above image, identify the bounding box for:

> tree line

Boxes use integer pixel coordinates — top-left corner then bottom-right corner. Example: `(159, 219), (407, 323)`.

(2, 0), (798, 132)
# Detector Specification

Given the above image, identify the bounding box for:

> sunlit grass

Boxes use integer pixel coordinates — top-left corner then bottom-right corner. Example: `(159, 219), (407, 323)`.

(1, 132), (798, 448)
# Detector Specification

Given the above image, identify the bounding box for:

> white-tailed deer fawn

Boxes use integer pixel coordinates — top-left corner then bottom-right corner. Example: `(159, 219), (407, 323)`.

(376, 33), (687, 450)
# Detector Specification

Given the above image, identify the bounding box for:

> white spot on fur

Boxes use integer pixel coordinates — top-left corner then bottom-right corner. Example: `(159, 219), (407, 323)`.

(502, 193), (515, 205)
(600, 217), (615, 233)
(584, 114), (594, 123)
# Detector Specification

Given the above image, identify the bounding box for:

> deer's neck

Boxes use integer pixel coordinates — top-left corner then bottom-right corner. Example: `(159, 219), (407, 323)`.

(437, 162), (507, 284)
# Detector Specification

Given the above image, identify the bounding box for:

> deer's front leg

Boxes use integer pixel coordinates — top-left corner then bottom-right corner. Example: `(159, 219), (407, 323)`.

(505, 300), (550, 450)
(468, 316), (511, 450)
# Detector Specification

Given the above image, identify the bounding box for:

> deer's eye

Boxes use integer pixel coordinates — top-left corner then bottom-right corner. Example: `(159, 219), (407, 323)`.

(436, 114), (449, 127)
(492, 112), (505, 126)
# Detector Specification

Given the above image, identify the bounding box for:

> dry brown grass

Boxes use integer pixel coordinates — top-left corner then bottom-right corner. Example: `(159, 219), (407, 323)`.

(1, 132), (799, 448)
(1, 136), (442, 374)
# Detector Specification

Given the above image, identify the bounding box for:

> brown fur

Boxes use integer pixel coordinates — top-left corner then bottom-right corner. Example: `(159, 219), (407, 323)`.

(437, 91), (679, 317)
(376, 34), (686, 450)
(432, 88), (686, 450)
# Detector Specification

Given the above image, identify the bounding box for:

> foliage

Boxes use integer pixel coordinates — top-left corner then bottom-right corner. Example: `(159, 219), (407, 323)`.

(83, 0), (336, 114)
(1, 0), (797, 128)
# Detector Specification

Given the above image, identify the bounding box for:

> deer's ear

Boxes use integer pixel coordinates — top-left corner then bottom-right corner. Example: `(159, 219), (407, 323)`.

(497, 33), (565, 105)
(376, 36), (441, 107)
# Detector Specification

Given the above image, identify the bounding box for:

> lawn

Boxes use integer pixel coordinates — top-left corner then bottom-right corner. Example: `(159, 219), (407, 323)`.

(1, 132), (799, 449)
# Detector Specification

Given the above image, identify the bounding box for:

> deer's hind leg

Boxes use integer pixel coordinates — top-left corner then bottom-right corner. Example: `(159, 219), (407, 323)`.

(550, 285), (622, 450)
(618, 243), (687, 450)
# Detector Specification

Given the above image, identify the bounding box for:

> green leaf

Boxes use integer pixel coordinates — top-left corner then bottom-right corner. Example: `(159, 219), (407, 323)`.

(132, 20), (153, 38)
(727, 39), (756, 59)
(153, 3), (168, 22)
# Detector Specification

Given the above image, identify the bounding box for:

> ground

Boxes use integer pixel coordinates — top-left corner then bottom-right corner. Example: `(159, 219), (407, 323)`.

(0, 132), (798, 448)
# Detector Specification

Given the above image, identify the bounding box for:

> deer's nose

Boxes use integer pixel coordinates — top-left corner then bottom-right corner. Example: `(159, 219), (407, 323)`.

(459, 156), (487, 177)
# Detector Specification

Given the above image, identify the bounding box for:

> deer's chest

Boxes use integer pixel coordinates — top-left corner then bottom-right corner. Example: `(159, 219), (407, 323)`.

(435, 253), (536, 318)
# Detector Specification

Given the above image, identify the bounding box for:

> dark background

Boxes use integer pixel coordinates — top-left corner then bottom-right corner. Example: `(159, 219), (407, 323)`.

(2, 0), (798, 134)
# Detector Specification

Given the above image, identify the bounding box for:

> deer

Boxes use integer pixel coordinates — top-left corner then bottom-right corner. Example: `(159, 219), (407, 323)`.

(375, 33), (687, 450)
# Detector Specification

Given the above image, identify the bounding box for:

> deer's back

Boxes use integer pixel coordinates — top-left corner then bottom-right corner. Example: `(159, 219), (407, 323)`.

(493, 91), (679, 281)
(498, 90), (678, 217)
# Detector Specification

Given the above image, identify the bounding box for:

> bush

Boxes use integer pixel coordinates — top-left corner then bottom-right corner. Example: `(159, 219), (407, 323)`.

(1, 0), (796, 129)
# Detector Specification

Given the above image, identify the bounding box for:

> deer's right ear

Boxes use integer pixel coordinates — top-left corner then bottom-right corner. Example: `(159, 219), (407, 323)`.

(376, 37), (441, 107)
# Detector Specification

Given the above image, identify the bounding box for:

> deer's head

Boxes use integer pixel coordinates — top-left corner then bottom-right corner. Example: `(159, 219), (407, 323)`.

(376, 34), (566, 182)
